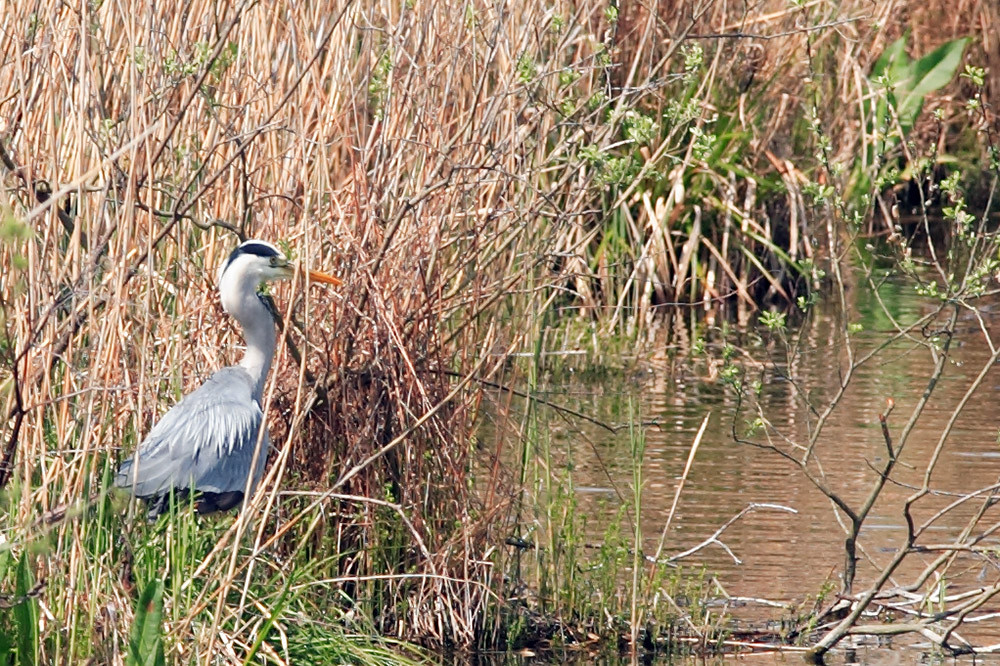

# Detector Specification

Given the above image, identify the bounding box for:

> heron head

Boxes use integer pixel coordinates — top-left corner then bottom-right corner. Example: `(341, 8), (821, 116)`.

(218, 240), (292, 286)
(218, 240), (342, 288)
(217, 240), (341, 317)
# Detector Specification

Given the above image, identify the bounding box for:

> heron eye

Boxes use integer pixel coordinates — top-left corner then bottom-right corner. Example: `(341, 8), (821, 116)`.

(269, 256), (279, 267)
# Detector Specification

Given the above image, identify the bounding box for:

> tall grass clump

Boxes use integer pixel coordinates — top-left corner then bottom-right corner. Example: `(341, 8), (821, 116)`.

(0, 0), (997, 661)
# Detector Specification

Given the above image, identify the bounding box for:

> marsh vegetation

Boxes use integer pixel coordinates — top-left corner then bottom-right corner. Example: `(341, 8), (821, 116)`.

(0, 0), (998, 662)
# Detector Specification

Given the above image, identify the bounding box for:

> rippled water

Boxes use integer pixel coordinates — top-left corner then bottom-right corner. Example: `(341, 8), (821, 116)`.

(482, 274), (1000, 662)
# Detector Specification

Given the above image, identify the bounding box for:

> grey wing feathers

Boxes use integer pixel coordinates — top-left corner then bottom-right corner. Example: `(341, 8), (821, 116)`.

(116, 367), (269, 498)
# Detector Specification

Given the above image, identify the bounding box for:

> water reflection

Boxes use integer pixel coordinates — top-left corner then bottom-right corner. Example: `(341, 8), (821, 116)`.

(487, 274), (1000, 659)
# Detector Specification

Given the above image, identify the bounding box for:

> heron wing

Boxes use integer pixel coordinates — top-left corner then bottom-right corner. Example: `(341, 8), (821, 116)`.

(116, 366), (270, 498)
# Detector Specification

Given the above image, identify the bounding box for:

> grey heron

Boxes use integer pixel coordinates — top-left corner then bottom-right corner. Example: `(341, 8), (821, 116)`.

(115, 239), (341, 518)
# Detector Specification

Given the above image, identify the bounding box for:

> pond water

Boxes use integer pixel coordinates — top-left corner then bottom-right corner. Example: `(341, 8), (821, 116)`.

(482, 271), (1000, 662)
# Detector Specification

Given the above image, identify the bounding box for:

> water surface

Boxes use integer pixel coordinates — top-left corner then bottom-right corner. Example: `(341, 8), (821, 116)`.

(487, 274), (1000, 660)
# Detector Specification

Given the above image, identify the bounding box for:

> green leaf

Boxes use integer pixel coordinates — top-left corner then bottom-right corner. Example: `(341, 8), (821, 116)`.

(856, 35), (971, 200)
(128, 579), (166, 666)
(13, 555), (38, 666)
(895, 37), (969, 130)
(0, 631), (12, 664)
(906, 37), (970, 99)
(871, 35), (909, 80)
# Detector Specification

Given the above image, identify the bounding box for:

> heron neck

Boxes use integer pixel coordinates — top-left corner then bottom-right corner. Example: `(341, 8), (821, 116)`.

(232, 294), (277, 401)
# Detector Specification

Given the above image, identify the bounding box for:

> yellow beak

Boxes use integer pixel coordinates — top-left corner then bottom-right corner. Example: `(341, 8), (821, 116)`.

(305, 268), (343, 287)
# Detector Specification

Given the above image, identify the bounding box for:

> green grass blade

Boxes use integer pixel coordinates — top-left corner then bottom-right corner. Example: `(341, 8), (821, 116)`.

(128, 579), (165, 666)
(242, 578), (294, 665)
(13, 555), (38, 666)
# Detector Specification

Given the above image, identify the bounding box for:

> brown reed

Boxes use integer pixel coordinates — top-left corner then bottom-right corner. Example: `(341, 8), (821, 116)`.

(0, 0), (993, 661)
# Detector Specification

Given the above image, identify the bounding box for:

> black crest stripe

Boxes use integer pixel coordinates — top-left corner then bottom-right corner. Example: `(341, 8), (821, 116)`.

(238, 241), (281, 258)
(220, 241), (281, 278)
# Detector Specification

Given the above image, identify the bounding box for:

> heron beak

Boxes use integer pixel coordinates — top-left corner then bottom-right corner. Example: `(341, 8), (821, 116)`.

(305, 268), (343, 286)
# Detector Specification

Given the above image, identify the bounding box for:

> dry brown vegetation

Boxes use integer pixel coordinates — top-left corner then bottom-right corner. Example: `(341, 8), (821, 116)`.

(0, 0), (997, 661)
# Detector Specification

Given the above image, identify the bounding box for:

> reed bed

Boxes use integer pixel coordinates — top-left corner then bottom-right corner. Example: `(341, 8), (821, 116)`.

(0, 0), (995, 661)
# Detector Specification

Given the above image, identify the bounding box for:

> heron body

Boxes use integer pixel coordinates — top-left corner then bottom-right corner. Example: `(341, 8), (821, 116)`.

(115, 240), (340, 518)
